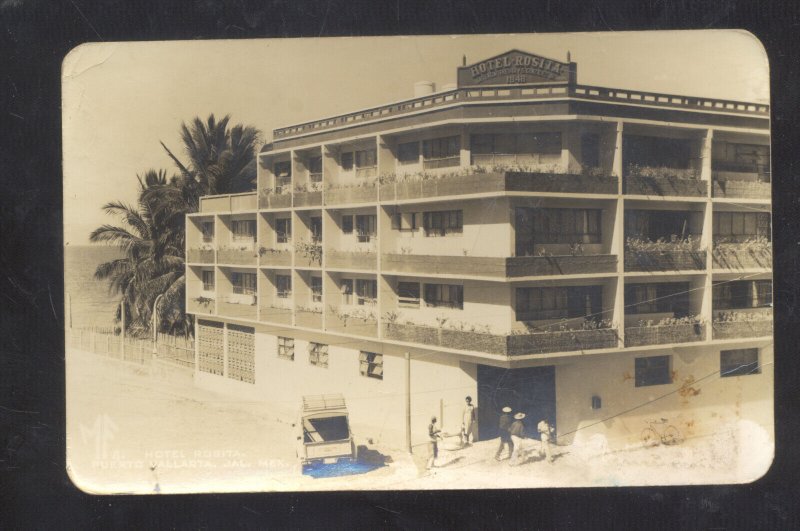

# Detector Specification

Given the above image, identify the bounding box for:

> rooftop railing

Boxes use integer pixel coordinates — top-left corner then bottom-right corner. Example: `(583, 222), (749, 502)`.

(272, 83), (769, 140)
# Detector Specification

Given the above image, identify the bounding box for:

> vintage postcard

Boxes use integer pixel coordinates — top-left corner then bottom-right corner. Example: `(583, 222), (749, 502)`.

(62, 31), (773, 493)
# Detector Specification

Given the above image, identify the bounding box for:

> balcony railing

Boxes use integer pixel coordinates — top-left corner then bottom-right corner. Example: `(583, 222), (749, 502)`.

(296, 308), (323, 329)
(624, 323), (706, 347)
(259, 305), (292, 325)
(712, 243), (772, 270)
(258, 190), (292, 209)
(422, 157), (460, 170)
(326, 249), (377, 270)
(378, 171), (617, 202)
(712, 178), (771, 199)
(187, 297), (215, 315)
(273, 83), (768, 140)
(293, 190), (322, 207)
(328, 308), (377, 337)
(324, 185), (378, 205)
(624, 242), (706, 272)
(258, 248), (292, 267)
(199, 192), (257, 213)
(381, 253), (617, 278)
(712, 317), (773, 340)
(382, 322), (618, 356)
(217, 247), (258, 266)
(187, 248), (215, 264)
(624, 167), (707, 197)
(355, 166), (378, 179)
(217, 299), (258, 320)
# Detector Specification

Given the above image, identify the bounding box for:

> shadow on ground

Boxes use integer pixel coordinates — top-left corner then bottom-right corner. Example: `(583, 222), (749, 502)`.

(301, 445), (391, 479)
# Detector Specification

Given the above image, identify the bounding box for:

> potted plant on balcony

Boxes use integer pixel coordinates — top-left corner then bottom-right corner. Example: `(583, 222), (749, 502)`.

(625, 163), (706, 196)
(712, 309), (773, 339)
(294, 239), (323, 266)
(625, 235), (705, 271)
(712, 235), (772, 269)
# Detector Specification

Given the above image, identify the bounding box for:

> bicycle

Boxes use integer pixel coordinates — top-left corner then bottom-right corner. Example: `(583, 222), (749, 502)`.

(641, 418), (683, 447)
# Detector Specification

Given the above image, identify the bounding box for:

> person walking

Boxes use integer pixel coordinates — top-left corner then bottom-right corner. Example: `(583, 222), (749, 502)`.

(461, 396), (476, 446)
(508, 412), (527, 466)
(494, 406), (514, 461)
(537, 418), (555, 463)
(426, 416), (443, 470)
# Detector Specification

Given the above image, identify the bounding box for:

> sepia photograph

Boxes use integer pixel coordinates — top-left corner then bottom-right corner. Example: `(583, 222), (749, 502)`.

(62, 31), (773, 494)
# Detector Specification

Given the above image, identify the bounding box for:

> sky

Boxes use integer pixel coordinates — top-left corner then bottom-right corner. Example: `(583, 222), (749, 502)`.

(62, 31), (769, 245)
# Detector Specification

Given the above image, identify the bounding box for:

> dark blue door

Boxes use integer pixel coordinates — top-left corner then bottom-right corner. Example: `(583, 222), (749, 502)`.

(477, 364), (556, 441)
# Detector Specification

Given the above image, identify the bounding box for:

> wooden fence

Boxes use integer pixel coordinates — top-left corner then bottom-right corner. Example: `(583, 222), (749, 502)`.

(67, 327), (195, 369)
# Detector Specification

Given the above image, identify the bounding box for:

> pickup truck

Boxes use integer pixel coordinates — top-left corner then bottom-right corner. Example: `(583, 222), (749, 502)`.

(294, 394), (358, 466)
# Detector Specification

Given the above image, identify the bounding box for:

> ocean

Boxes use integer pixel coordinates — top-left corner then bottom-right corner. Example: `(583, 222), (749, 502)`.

(64, 245), (122, 329)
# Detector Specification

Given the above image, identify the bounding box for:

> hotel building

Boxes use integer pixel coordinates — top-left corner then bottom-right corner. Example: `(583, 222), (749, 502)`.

(185, 50), (772, 450)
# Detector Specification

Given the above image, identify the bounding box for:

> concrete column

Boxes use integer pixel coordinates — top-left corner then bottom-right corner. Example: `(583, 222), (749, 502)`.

(460, 125), (471, 167)
(377, 134), (394, 180)
(700, 202), (714, 339)
(612, 121), (624, 188)
(701, 128), (714, 198)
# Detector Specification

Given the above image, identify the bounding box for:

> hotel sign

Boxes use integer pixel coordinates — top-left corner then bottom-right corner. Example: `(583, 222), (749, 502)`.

(457, 50), (571, 87)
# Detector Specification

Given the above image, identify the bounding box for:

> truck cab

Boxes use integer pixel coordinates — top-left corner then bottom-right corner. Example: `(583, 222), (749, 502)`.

(295, 394), (357, 466)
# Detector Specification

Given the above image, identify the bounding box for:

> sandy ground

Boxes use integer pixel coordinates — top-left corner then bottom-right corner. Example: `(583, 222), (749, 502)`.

(66, 349), (773, 493)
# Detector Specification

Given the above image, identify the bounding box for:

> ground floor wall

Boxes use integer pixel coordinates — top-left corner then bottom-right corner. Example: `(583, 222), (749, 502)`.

(554, 341), (774, 450)
(193, 319), (773, 457)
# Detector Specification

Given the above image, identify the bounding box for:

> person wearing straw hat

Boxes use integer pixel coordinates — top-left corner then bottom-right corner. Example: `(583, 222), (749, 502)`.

(508, 412), (527, 466)
(494, 406), (514, 461)
(426, 415), (443, 470)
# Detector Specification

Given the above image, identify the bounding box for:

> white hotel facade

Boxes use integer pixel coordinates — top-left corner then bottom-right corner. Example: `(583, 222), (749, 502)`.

(185, 50), (773, 451)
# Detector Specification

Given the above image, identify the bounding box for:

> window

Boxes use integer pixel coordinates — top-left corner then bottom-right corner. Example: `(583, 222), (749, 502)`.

(276, 275), (292, 299)
(232, 220), (256, 241)
(341, 279), (354, 305)
(308, 156), (323, 181)
(713, 212), (771, 242)
(342, 215), (354, 234)
(310, 217), (323, 243)
(202, 270), (214, 291)
(201, 221), (214, 242)
(355, 148), (377, 169)
(720, 348), (760, 377)
(340, 152), (354, 171)
(422, 136), (460, 168)
(355, 279), (377, 306)
(423, 210), (463, 237)
(713, 280), (772, 310)
(398, 141), (420, 165)
(515, 208), (601, 247)
(635, 355), (672, 387)
(625, 283), (690, 315)
(232, 272), (256, 295)
(625, 210), (702, 242)
(311, 276), (323, 303)
(277, 337), (294, 360)
(274, 161), (292, 192)
(356, 214), (377, 243)
(392, 212), (418, 232)
(398, 282), (421, 308)
(516, 286), (602, 321)
(309, 342), (329, 368)
(359, 352), (384, 380)
(424, 284), (463, 309)
(276, 218), (291, 244)
(470, 132), (561, 156)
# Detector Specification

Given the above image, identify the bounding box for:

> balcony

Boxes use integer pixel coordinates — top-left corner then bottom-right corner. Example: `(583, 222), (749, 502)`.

(624, 166), (707, 197)
(378, 171), (618, 202)
(199, 192), (257, 213)
(258, 248), (292, 267)
(712, 310), (773, 339)
(217, 296), (258, 320)
(326, 249), (377, 270)
(295, 308), (323, 329)
(187, 296), (215, 315)
(624, 322), (706, 347)
(293, 190), (322, 207)
(258, 189), (292, 209)
(711, 164), (771, 199)
(324, 184), (378, 205)
(381, 253), (617, 278)
(624, 239), (706, 272)
(187, 248), (215, 264)
(712, 242), (772, 270)
(259, 304), (292, 325)
(328, 307), (377, 337)
(217, 247), (258, 266)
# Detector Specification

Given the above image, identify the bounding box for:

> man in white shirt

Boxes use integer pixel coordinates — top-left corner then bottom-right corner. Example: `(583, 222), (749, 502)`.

(537, 418), (555, 463)
(461, 396), (476, 446)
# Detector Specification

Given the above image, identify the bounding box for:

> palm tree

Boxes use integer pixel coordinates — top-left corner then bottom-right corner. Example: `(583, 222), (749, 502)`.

(91, 170), (190, 337)
(160, 113), (261, 195)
